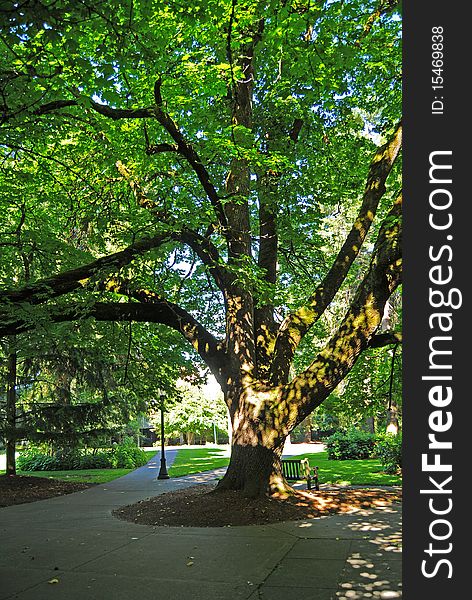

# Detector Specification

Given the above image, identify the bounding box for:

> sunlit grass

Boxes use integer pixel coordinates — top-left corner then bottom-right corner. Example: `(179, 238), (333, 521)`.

(289, 451), (401, 486)
(11, 468), (134, 484)
(144, 450), (158, 460)
(169, 447), (229, 477)
(169, 448), (401, 486)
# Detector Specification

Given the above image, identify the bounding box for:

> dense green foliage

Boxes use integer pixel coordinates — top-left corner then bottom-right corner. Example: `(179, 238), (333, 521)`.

(161, 380), (228, 443)
(0, 0), (401, 352)
(319, 342), (402, 430)
(324, 429), (402, 474)
(375, 432), (402, 474)
(16, 439), (148, 471)
(1, 1), (402, 490)
(325, 429), (377, 460)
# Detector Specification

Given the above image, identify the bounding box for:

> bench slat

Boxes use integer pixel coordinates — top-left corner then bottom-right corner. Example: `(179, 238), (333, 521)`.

(281, 458), (319, 491)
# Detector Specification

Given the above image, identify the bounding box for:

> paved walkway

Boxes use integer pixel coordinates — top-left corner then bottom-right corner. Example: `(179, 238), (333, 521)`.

(0, 452), (401, 599)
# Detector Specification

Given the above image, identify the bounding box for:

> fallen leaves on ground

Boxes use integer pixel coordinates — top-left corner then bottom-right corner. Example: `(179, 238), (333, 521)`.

(0, 475), (94, 507)
(113, 483), (401, 527)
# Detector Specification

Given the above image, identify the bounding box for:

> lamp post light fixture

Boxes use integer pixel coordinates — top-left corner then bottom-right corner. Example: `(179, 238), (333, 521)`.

(157, 392), (170, 480)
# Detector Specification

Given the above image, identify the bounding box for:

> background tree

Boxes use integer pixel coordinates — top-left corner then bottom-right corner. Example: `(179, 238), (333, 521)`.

(160, 379), (228, 445)
(0, 0), (402, 495)
(0, 318), (193, 471)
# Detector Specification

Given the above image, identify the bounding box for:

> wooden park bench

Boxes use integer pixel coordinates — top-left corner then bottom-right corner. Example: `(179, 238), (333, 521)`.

(281, 458), (319, 491)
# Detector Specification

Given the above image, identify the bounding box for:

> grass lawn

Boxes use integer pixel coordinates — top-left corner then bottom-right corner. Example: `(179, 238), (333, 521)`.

(12, 468), (134, 484)
(291, 451), (401, 486)
(144, 450), (158, 460)
(169, 447), (401, 486)
(0, 449), (159, 484)
(169, 447), (229, 477)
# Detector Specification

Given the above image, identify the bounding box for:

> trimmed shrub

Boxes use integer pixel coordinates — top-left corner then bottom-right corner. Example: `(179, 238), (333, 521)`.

(17, 449), (62, 471)
(325, 430), (376, 460)
(110, 438), (148, 469)
(375, 433), (402, 474)
(17, 441), (148, 471)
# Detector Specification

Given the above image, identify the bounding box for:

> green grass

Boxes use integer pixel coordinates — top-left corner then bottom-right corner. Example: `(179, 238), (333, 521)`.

(0, 468), (132, 483)
(2, 448), (401, 486)
(144, 449), (158, 460)
(289, 451), (401, 486)
(169, 448), (401, 486)
(169, 447), (230, 477)
(14, 468), (134, 484)
(0, 450), (159, 484)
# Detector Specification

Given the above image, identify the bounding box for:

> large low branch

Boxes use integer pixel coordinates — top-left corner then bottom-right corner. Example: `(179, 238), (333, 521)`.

(26, 95), (228, 231)
(0, 299), (227, 386)
(282, 193), (402, 423)
(0, 233), (169, 306)
(115, 161), (230, 291)
(271, 124), (402, 384)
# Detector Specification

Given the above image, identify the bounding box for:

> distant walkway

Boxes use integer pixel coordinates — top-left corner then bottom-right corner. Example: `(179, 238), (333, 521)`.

(0, 450), (401, 599)
(158, 441), (326, 456)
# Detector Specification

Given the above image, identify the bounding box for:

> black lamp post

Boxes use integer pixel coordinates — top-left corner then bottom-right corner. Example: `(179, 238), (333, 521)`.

(157, 393), (169, 480)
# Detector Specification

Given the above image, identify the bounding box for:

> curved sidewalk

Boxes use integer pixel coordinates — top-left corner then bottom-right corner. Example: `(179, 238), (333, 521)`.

(0, 452), (401, 600)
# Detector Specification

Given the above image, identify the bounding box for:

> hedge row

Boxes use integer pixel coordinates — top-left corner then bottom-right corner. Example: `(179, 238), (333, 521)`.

(17, 441), (148, 471)
(325, 430), (402, 474)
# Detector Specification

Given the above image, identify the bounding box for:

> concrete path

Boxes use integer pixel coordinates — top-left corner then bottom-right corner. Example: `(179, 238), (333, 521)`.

(0, 451), (401, 599)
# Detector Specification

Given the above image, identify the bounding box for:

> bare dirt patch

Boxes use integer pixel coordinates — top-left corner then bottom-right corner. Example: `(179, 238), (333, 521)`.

(0, 475), (94, 507)
(113, 483), (402, 527)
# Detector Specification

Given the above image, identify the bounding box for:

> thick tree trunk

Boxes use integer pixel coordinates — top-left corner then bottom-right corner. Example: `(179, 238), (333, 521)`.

(6, 349), (17, 476)
(215, 390), (293, 497)
(216, 441), (288, 497)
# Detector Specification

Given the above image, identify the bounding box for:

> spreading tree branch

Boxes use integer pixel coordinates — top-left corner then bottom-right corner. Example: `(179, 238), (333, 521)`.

(150, 102), (228, 231)
(10, 93), (228, 231)
(282, 193), (402, 421)
(0, 233), (170, 306)
(271, 123), (402, 382)
(0, 297), (227, 387)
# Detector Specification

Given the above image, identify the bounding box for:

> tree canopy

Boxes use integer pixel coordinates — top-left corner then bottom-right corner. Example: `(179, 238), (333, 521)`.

(0, 0), (402, 494)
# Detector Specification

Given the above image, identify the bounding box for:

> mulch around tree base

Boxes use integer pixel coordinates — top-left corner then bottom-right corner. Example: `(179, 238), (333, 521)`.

(113, 484), (402, 528)
(0, 475), (94, 507)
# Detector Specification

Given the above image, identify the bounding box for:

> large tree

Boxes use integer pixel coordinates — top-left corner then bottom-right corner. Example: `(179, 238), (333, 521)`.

(0, 0), (402, 495)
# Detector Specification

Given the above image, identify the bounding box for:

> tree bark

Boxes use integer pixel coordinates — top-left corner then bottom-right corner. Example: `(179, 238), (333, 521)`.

(215, 393), (290, 497)
(216, 440), (288, 497)
(6, 347), (17, 476)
